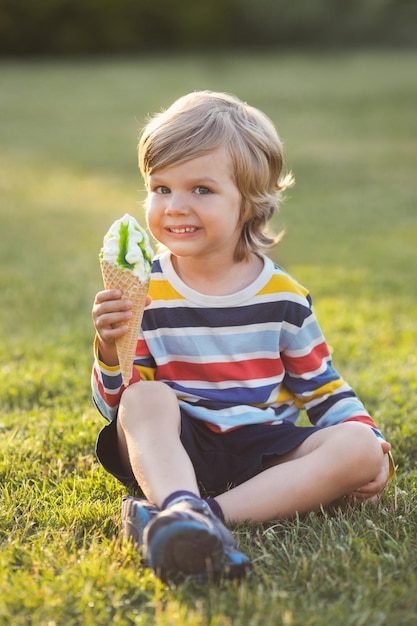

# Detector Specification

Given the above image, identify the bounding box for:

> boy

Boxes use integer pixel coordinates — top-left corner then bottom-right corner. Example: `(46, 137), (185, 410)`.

(92, 91), (392, 582)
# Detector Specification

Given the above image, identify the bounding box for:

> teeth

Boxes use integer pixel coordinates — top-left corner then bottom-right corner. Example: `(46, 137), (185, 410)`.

(170, 227), (197, 233)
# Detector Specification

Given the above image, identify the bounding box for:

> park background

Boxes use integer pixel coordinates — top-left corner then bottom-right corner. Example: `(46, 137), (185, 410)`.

(1, 1), (417, 624)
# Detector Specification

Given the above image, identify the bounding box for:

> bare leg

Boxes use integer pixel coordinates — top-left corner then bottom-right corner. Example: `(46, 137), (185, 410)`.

(117, 382), (252, 581)
(117, 381), (199, 506)
(216, 422), (384, 522)
(116, 384), (383, 522)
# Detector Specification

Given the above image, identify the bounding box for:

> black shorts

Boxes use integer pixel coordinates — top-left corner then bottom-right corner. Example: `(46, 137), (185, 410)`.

(95, 412), (322, 497)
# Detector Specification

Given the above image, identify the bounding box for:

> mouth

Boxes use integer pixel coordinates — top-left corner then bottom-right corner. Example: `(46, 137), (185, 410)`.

(167, 226), (199, 234)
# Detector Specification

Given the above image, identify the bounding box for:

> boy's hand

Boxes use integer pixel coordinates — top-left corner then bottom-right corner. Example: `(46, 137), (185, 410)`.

(349, 441), (392, 501)
(92, 289), (133, 365)
(93, 289), (132, 339)
(92, 290), (152, 365)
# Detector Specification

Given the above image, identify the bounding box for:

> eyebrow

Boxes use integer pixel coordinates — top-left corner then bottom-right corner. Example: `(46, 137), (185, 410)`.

(148, 174), (221, 189)
(149, 175), (220, 187)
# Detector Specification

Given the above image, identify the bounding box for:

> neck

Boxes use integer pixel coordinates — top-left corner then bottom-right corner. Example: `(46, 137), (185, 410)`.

(171, 252), (263, 296)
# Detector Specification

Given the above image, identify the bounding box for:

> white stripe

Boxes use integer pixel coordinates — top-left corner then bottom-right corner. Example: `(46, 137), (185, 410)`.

(101, 385), (121, 396)
(154, 351), (278, 365)
(170, 376), (282, 390)
(145, 321), (283, 338)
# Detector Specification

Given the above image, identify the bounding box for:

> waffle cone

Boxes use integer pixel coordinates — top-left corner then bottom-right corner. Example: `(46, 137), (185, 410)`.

(100, 260), (149, 387)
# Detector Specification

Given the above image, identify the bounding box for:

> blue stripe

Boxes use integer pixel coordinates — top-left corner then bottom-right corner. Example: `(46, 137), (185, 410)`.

(143, 299), (311, 331)
(166, 380), (279, 405)
(151, 258), (162, 273)
(92, 392), (116, 422)
(307, 391), (364, 425)
(283, 367), (338, 396)
(145, 329), (281, 359)
(101, 371), (123, 390)
(280, 320), (325, 351)
(180, 400), (301, 428)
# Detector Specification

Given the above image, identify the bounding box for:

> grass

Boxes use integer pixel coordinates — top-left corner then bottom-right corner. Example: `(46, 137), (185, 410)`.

(0, 50), (416, 625)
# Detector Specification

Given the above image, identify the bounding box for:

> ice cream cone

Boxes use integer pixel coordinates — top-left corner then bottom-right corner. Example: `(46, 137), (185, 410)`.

(100, 259), (149, 387)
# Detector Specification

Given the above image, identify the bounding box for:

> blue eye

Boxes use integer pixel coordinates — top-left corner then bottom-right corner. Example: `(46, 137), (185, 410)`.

(195, 186), (210, 195)
(156, 186), (170, 194)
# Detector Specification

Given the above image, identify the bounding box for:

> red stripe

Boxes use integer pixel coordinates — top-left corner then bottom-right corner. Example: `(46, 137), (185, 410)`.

(282, 341), (330, 376)
(158, 357), (284, 383)
(93, 370), (121, 408)
(135, 337), (150, 357)
(343, 415), (379, 430)
(129, 367), (141, 385)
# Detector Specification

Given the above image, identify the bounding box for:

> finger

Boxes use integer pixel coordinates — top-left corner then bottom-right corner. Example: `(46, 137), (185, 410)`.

(103, 323), (130, 341)
(381, 441), (391, 454)
(349, 484), (377, 498)
(98, 298), (132, 315)
(353, 484), (376, 496)
(351, 473), (387, 498)
(94, 289), (122, 304)
(92, 297), (132, 325)
(95, 319), (131, 347)
(350, 491), (379, 502)
(97, 309), (132, 333)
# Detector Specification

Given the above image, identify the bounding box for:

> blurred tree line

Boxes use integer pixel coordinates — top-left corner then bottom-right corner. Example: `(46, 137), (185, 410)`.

(0, 0), (416, 55)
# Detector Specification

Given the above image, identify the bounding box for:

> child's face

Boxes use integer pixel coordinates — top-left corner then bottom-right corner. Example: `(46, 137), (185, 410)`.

(146, 148), (243, 263)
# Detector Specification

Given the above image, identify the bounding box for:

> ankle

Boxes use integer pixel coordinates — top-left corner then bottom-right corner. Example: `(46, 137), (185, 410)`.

(161, 490), (225, 523)
(161, 490), (201, 510)
(206, 497), (225, 522)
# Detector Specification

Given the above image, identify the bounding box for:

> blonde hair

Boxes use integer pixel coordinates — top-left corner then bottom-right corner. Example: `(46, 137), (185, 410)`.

(138, 91), (293, 262)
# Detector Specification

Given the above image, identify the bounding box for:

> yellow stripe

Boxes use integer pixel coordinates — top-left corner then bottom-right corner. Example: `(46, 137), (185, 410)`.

(149, 279), (184, 301)
(94, 335), (120, 372)
(257, 274), (309, 298)
(296, 379), (346, 407)
(254, 384), (296, 409)
(133, 364), (156, 381)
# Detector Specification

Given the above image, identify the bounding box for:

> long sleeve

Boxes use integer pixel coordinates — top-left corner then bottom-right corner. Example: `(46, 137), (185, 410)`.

(91, 335), (140, 422)
(279, 293), (384, 439)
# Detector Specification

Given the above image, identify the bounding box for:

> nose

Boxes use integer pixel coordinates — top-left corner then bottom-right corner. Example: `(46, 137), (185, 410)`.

(164, 192), (190, 215)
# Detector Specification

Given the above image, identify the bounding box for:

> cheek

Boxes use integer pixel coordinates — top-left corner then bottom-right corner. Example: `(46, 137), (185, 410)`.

(145, 200), (160, 233)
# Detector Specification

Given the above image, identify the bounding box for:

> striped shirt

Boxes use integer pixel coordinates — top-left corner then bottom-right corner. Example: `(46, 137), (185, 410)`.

(92, 252), (383, 440)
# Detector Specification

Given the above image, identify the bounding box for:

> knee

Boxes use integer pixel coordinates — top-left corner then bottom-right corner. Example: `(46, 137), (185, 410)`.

(118, 381), (180, 432)
(120, 380), (177, 409)
(340, 422), (383, 479)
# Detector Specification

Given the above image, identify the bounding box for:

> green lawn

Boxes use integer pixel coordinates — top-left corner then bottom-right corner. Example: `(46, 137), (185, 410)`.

(0, 51), (416, 625)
